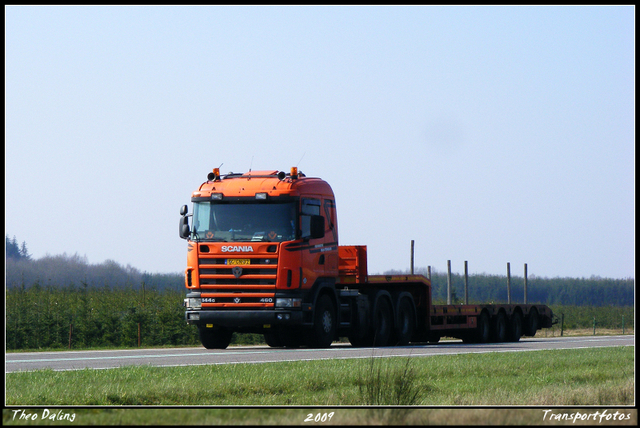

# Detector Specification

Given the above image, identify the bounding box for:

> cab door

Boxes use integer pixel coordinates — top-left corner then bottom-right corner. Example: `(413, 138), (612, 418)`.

(300, 197), (324, 287)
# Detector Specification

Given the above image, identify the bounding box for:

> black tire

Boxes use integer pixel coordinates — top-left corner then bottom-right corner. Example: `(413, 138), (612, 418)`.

(394, 297), (416, 346)
(475, 312), (491, 343)
(372, 297), (393, 347)
(492, 312), (507, 342)
(509, 312), (523, 342)
(305, 295), (336, 348)
(428, 335), (441, 344)
(279, 328), (303, 348)
(524, 308), (539, 337)
(347, 302), (370, 347)
(198, 327), (233, 349)
(264, 330), (283, 348)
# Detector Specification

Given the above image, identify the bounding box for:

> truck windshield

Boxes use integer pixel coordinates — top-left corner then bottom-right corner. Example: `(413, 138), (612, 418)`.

(192, 201), (297, 242)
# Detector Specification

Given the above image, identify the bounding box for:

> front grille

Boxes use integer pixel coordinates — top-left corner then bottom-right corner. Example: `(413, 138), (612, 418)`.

(198, 256), (277, 309)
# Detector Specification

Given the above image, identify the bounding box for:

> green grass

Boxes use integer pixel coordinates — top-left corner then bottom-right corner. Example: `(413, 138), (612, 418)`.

(6, 346), (633, 407)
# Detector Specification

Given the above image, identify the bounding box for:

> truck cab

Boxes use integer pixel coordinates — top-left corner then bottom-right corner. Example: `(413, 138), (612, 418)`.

(180, 167), (339, 348)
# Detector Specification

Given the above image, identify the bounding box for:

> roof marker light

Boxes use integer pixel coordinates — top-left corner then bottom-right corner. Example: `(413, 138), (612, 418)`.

(291, 167), (298, 180)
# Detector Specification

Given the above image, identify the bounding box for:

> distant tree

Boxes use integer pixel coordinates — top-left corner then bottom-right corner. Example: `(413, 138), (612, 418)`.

(19, 240), (31, 260)
(6, 235), (22, 259)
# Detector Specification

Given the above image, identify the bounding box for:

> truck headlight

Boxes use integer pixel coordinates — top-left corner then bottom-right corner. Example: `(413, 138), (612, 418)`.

(187, 297), (202, 309)
(275, 298), (302, 308)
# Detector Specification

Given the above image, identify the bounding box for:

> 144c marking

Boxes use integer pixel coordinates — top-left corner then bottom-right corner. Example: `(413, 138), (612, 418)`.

(304, 412), (335, 423)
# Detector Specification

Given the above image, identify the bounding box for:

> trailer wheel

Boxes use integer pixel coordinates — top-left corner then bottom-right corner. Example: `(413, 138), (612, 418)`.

(305, 295), (336, 348)
(475, 312), (491, 343)
(198, 327), (233, 349)
(509, 312), (523, 342)
(372, 297), (393, 347)
(492, 312), (507, 342)
(524, 308), (539, 337)
(394, 297), (416, 346)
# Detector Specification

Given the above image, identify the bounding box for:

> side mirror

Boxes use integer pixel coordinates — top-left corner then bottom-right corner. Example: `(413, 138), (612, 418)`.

(179, 216), (190, 239)
(309, 215), (325, 239)
(180, 205), (188, 216)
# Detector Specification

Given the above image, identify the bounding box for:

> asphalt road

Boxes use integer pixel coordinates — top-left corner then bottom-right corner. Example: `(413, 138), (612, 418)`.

(6, 335), (634, 373)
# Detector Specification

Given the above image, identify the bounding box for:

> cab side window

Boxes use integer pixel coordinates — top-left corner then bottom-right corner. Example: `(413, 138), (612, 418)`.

(300, 198), (321, 238)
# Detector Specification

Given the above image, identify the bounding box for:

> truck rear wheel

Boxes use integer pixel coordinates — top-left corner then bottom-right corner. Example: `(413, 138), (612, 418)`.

(372, 297), (393, 347)
(394, 297), (415, 346)
(198, 327), (233, 349)
(305, 295), (336, 348)
(347, 299), (370, 347)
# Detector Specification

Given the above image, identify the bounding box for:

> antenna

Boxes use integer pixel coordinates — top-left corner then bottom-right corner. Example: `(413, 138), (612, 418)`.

(296, 152), (306, 167)
(249, 156), (254, 172)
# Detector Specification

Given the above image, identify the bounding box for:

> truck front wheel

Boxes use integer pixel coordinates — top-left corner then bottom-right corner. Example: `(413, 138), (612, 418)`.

(198, 326), (233, 349)
(305, 295), (336, 348)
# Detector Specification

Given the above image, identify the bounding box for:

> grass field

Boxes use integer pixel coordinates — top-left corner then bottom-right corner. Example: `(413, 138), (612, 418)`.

(6, 346), (633, 407)
(4, 346), (635, 425)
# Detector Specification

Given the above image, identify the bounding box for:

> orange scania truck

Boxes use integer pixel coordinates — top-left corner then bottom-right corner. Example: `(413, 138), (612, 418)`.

(180, 167), (555, 349)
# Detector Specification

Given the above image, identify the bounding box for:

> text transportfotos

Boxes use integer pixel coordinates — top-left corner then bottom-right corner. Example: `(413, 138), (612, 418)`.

(543, 409), (631, 423)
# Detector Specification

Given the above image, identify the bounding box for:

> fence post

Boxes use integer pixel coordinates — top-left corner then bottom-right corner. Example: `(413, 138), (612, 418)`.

(410, 240), (415, 275)
(524, 263), (528, 304)
(138, 322), (141, 347)
(68, 323), (73, 349)
(507, 262), (511, 304)
(464, 261), (469, 305)
(593, 317), (596, 335)
(561, 314), (564, 337)
(447, 260), (452, 305)
(622, 315), (625, 335)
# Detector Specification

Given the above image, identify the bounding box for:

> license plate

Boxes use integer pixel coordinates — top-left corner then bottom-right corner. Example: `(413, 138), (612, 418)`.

(226, 258), (250, 265)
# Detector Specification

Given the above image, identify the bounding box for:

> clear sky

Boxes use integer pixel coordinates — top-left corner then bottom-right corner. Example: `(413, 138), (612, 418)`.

(5, 5), (635, 279)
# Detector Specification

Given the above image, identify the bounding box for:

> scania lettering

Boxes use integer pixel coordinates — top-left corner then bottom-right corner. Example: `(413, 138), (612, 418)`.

(180, 167), (556, 349)
(221, 246), (254, 253)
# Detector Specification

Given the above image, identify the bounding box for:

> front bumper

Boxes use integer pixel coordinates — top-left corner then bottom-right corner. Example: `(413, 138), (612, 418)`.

(185, 309), (304, 328)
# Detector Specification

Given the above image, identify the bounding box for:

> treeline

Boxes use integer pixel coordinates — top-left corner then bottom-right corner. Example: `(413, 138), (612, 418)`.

(6, 252), (182, 291)
(6, 251), (635, 307)
(6, 283), (199, 350)
(6, 235), (31, 261)
(384, 267), (634, 307)
(5, 284), (633, 351)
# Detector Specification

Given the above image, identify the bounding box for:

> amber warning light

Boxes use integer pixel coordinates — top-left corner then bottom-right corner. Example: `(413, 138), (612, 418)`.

(290, 167), (298, 180)
(207, 168), (220, 181)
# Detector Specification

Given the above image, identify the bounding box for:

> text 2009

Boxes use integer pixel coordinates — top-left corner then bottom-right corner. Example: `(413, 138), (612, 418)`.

(304, 412), (335, 423)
